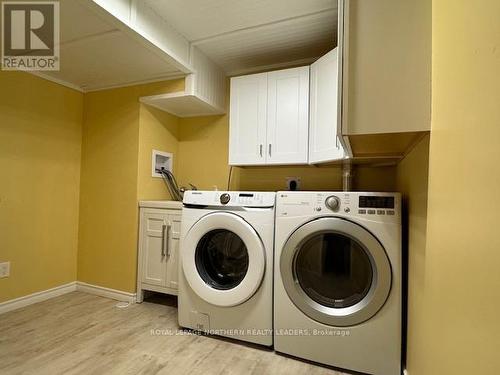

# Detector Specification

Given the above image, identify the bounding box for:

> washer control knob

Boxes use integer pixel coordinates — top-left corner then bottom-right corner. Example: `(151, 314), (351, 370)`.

(325, 196), (340, 211)
(220, 193), (231, 205)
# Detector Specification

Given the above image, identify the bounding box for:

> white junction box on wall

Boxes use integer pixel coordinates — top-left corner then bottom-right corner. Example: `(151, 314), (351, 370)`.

(152, 150), (173, 178)
(0, 261), (10, 278)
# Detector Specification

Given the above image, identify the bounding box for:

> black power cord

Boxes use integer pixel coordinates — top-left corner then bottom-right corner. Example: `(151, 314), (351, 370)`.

(227, 166), (233, 191)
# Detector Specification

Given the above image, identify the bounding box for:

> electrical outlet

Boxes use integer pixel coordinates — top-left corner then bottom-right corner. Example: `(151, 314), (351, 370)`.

(0, 262), (10, 278)
(286, 177), (301, 191)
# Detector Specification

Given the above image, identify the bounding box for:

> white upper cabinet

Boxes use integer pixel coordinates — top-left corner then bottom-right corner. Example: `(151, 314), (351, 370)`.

(229, 73), (268, 165)
(266, 67), (310, 165)
(309, 48), (345, 164)
(229, 67), (309, 166)
(343, 0), (431, 136)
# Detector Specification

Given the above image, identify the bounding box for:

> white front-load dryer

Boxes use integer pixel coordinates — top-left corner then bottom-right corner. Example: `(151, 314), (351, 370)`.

(179, 190), (275, 346)
(274, 191), (402, 375)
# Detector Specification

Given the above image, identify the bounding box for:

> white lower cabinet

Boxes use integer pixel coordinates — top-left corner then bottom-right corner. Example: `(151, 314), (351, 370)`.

(137, 206), (181, 302)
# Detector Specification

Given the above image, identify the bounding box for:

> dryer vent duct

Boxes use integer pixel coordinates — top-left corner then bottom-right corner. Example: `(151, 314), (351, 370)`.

(342, 161), (354, 192)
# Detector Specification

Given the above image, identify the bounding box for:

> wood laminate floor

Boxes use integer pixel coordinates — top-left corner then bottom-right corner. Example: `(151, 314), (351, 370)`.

(0, 292), (347, 375)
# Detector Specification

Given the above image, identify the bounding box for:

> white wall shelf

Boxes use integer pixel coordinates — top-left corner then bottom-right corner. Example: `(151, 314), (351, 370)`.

(140, 91), (224, 118)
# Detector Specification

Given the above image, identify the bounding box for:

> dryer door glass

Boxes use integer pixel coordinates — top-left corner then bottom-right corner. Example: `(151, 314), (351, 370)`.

(280, 217), (392, 327)
(295, 233), (373, 308)
(195, 229), (249, 290)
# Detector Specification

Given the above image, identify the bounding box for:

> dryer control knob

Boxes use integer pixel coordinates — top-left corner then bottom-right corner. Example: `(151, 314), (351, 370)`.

(220, 193), (231, 204)
(325, 196), (340, 211)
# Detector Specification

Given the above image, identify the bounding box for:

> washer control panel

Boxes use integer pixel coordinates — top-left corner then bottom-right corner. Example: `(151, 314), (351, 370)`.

(184, 190), (276, 208)
(276, 191), (400, 222)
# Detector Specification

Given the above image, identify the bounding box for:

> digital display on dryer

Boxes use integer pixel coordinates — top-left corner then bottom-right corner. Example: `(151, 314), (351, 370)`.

(359, 196), (395, 209)
(239, 193), (254, 197)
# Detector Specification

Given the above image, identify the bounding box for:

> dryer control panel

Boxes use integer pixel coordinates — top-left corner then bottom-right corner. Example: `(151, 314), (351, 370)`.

(276, 191), (401, 223)
(183, 190), (276, 208)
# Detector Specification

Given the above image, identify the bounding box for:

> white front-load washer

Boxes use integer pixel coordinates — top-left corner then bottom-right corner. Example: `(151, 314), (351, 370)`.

(178, 190), (275, 346)
(274, 191), (402, 375)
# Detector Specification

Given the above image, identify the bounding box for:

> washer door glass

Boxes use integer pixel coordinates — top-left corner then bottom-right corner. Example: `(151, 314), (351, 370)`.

(195, 229), (249, 290)
(182, 212), (266, 307)
(281, 217), (392, 327)
(295, 233), (373, 309)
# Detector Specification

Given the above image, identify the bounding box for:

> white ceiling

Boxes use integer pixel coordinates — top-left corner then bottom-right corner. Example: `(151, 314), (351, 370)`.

(41, 0), (184, 92)
(38, 0), (337, 91)
(59, 0), (114, 44)
(144, 0), (338, 75)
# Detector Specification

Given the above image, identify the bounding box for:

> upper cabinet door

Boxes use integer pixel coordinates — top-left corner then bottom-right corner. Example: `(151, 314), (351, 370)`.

(309, 48), (345, 164)
(343, 0), (431, 135)
(266, 66), (310, 165)
(229, 73), (268, 165)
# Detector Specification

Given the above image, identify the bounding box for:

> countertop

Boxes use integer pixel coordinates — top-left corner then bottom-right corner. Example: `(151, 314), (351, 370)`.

(139, 200), (183, 209)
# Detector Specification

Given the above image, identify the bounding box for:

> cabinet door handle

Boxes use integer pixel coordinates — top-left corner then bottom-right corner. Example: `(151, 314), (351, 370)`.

(161, 224), (167, 257)
(259, 144), (263, 157)
(166, 223), (171, 257)
(268, 144), (272, 157)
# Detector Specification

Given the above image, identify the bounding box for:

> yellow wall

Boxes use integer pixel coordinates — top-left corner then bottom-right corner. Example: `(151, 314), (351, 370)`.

(5, 6), (500, 373)
(396, 135), (430, 372)
(78, 79), (183, 293)
(77, 89), (397, 295)
(137, 104), (179, 200)
(1, 72), (397, 301)
(407, 1), (500, 373)
(177, 113), (398, 193)
(0, 71), (83, 302)
(177, 115), (230, 190)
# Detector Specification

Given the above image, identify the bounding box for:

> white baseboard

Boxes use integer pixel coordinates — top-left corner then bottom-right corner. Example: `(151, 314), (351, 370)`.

(0, 281), (137, 315)
(76, 281), (136, 303)
(0, 282), (77, 314)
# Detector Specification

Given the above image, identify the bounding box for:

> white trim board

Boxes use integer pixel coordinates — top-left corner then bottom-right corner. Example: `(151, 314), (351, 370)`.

(76, 282), (136, 303)
(0, 282), (77, 315)
(28, 71), (85, 93)
(27, 70), (186, 94)
(83, 72), (186, 93)
(227, 57), (317, 77)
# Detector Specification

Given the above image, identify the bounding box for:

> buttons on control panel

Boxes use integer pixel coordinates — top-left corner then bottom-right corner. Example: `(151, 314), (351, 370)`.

(357, 208), (397, 216)
(236, 193), (266, 205)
